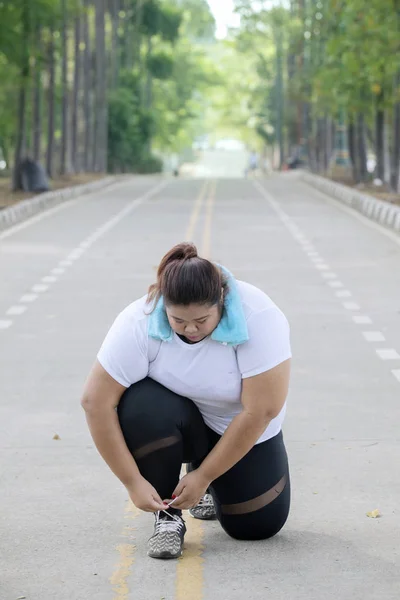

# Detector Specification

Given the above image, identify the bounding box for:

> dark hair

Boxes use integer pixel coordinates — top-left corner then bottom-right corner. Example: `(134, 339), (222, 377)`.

(147, 242), (228, 307)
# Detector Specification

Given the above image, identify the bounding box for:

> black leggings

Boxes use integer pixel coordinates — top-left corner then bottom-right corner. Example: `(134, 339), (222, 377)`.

(117, 378), (290, 541)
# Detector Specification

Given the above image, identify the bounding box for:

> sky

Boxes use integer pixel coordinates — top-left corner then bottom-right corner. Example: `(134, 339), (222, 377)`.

(206, 0), (241, 39)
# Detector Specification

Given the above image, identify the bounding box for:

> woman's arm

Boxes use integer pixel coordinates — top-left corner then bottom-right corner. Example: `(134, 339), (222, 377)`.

(197, 359), (291, 483)
(81, 361), (167, 512)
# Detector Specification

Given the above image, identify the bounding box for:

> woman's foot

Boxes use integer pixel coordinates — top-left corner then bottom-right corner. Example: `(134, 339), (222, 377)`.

(147, 511), (186, 559)
(189, 493), (217, 521)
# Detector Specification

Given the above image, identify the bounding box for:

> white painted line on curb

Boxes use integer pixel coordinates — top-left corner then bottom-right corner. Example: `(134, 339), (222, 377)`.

(343, 302), (361, 311)
(328, 281), (344, 288)
(0, 320), (13, 329)
(335, 290), (352, 298)
(362, 332), (386, 342)
(392, 370), (400, 383)
(310, 184), (400, 249)
(32, 284), (49, 293)
(376, 349), (400, 360)
(353, 316), (373, 325)
(20, 294), (38, 303)
(0, 197), (81, 241)
(6, 305), (27, 316)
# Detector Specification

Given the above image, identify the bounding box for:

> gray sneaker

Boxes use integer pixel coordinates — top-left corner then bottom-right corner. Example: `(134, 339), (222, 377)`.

(147, 511), (186, 559)
(189, 494), (217, 521)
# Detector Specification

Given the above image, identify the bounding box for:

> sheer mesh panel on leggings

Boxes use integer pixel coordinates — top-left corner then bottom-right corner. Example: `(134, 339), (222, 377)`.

(221, 474), (288, 515)
(132, 436), (180, 460)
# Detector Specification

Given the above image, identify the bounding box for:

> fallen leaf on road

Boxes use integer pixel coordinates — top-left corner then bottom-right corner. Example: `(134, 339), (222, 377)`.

(53, 434), (60, 440)
(366, 509), (381, 519)
(17, 596), (26, 599)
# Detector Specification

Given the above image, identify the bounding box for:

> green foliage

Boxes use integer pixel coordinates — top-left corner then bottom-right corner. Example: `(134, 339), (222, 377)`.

(146, 49), (174, 79)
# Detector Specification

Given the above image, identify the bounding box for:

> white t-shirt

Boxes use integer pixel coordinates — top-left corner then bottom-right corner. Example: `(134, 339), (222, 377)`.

(97, 281), (291, 444)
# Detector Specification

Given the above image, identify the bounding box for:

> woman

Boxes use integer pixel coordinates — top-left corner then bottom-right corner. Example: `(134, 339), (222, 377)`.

(81, 242), (291, 559)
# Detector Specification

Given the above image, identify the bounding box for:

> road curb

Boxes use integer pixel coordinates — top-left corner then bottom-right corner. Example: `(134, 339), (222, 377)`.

(0, 176), (117, 232)
(301, 171), (400, 234)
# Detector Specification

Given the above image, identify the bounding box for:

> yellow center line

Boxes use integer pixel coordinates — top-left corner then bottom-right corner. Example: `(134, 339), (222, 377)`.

(201, 180), (217, 258)
(185, 179), (210, 241)
(176, 178), (217, 600)
(109, 499), (140, 598)
(110, 178), (216, 600)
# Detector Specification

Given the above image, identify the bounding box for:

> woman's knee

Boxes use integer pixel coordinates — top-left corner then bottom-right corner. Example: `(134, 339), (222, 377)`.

(117, 378), (184, 451)
(222, 515), (288, 541)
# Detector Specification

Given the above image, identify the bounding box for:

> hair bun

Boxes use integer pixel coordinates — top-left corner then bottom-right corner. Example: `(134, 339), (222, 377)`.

(181, 242), (198, 260)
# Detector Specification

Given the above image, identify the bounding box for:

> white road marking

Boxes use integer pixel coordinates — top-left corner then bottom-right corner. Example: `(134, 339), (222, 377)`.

(67, 249), (85, 260)
(353, 316), (373, 325)
(59, 260), (73, 267)
(343, 302), (361, 311)
(335, 290), (352, 298)
(6, 305), (27, 316)
(42, 276), (57, 283)
(376, 349), (400, 360)
(20, 294), (38, 303)
(31, 284), (49, 293)
(0, 320), (13, 329)
(51, 268), (65, 275)
(254, 180), (400, 387)
(362, 332), (386, 342)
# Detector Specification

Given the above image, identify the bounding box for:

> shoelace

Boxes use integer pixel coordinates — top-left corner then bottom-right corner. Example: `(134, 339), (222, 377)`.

(155, 512), (184, 534)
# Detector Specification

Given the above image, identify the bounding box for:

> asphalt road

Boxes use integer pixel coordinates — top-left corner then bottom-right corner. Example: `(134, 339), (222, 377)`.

(1, 165), (400, 600)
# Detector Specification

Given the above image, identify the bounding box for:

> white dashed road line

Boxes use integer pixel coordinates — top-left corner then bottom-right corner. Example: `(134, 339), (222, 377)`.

(362, 332), (386, 342)
(376, 349), (400, 360)
(0, 180), (167, 333)
(253, 180), (400, 385)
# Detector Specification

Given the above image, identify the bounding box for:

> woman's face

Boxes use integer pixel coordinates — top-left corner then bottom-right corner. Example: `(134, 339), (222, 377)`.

(166, 303), (222, 343)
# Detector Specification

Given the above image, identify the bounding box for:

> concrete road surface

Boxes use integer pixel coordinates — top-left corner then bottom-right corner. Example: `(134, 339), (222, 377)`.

(1, 171), (400, 600)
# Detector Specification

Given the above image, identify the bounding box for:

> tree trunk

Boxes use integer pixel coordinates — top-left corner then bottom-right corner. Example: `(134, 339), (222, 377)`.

(275, 27), (285, 169)
(71, 15), (81, 173)
(46, 28), (56, 178)
(390, 73), (400, 192)
(348, 120), (359, 183)
(32, 28), (42, 163)
(357, 112), (368, 183)
(110, 0), (120, 89)
(12, 85), (28, 191)
(60, 0), (69, 175)
(12, 4), (30, 191)
(83, 2), (92, 171)
(375, 102), (385, 182)
(94, 0), (107, 172)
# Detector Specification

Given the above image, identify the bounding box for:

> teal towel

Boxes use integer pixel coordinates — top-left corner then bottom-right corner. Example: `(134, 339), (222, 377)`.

(148, 266), (249, 346)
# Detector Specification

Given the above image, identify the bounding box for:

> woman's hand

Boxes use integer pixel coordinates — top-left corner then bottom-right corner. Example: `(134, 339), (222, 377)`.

(127, 476), (169, 513)
(171, 470), (211, 510)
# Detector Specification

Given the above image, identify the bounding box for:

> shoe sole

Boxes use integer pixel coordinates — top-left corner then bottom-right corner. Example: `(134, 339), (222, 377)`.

(189, 512), (218, 521)
(148, 549), (183, 560)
